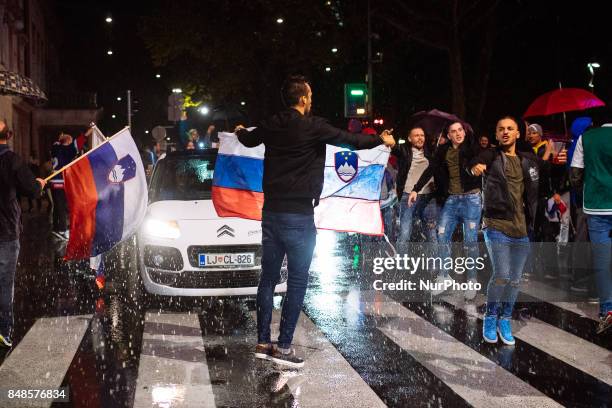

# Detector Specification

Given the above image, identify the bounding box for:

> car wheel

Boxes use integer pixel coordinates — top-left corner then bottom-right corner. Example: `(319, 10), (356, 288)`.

(111, 235), (146, 311)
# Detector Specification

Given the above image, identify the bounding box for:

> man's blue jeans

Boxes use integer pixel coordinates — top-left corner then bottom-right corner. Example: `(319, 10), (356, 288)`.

(484, 229), (530, 318)
(398, 193), (438, 252)
(587, 214), (612, 316)
(0, 240), (20, 337)
(437, 193), (482, 279)
(257, 210), (317, 349)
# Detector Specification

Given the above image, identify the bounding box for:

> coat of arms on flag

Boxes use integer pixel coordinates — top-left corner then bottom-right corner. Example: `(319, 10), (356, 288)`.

(212, 132), (390, 235)
(62, 127), (148, 259)
(335, 151), (358, 182)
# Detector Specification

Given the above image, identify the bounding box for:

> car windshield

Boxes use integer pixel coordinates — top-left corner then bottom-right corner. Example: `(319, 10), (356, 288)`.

(149, 154), (217, 202)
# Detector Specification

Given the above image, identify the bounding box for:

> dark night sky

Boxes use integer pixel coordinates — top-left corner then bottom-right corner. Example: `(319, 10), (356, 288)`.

(53, 1), (612, 143)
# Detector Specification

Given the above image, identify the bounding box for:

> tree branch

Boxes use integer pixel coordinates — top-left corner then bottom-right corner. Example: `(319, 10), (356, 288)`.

(377, 11), (449, 51)
(461, 0), (501, 35)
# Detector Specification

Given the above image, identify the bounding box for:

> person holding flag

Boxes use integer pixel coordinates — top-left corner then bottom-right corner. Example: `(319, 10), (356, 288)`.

(50, 131), (78, 240)
(234, 75), (395, 368)
(0, 120), (46, 347)
(87, 125), (109, 290)
(43, 127), (148, 286)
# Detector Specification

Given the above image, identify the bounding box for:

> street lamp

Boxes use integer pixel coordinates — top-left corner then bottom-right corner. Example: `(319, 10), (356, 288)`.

(107, 50), (113, 55)
(172, 88), (182, 93)
(105, 16), (112, 23)
(331, 48), (338, 53)
(155, 74), (161, 78)
(240, 101), (246, 106)
(198, 105), (210, 115)
(145, 130), (149, 134)
(587, 62), (601, 89)
(117, 96), (122, 101)
(276, 17), (284, 24)
(325, 67), (331, 72)
(111, 114), (116, 119)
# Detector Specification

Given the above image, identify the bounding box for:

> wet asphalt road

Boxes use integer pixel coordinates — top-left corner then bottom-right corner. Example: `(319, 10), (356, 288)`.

(0, 210), (610, 408)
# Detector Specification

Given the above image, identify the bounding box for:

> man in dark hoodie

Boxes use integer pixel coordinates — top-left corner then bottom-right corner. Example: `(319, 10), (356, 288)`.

(0, 120), (45, 347)
(235, 75), (395, 368)
(409, 121), (482, 299)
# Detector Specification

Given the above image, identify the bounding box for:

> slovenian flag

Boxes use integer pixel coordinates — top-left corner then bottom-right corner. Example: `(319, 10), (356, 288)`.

(64, 128), (148, 260)
(212, 132), (389, 235)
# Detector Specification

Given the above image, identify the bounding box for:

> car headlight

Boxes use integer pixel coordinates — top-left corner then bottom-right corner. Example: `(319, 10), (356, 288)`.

(143, 218), (181, 239)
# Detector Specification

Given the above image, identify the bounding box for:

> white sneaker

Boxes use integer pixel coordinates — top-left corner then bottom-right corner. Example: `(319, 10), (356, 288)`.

(431, 274), (454, 296)
(464, 279), (478, 300)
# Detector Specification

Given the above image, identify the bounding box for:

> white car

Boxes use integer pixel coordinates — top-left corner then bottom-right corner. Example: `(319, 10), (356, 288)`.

(130, 149), (287, 297)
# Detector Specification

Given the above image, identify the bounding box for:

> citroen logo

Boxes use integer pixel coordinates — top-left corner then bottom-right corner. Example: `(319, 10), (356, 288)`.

(217, 225), (235, 238)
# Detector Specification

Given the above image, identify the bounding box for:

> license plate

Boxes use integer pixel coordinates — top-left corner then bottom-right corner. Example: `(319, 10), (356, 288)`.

(198, 252), (255, 267)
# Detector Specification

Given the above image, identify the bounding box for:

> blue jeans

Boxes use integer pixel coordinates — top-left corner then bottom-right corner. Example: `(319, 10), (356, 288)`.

(257, 211), (317, 348)
(381, 204), (396, 241)
(484, 229), (531, 318)
(587, 214), (612, 316)
(437, 193), (482, 279)
(398, 193), (439, 251)
(0, 240), (20, 337)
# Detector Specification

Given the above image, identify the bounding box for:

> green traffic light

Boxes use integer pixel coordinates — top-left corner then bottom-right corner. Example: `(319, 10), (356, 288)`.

(350, 89), (364, 96)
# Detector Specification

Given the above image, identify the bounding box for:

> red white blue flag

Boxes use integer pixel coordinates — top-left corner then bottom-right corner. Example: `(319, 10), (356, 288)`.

(212, 132), (389, 235)
(64, 128), (148, 260)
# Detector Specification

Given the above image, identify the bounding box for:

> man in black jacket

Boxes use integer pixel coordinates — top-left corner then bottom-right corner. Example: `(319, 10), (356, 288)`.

(0, 120), (45, 347)
(409, 121), (482, 298)
(236, 75), (395, 368)
(470, 116), (539, 345)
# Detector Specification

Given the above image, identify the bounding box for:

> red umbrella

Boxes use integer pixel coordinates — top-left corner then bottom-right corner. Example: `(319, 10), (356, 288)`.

(524, 88), (605, 118)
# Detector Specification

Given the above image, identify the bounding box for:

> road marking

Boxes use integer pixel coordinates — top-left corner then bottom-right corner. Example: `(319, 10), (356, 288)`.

(133, 312), (215, 408)
(0, 315), (91, 408)
(272, 311), (387, 408)
(520, 280), (600, 321)
(361, 292), (562, 408)
(446, 293), (612, 386)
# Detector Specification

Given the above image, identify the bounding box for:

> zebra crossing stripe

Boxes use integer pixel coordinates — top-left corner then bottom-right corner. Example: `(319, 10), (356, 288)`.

(133, 312), (215, 408)
(402, 299), (612, 406)
(278, 311), (387, 407)
(443, 294), (612, 386)
(515, 295), (611, 350)
(0, 315), (91, 408)
(520, 280), (600, 320)
(366, 292), (562, 408)
(304, 291), (472, 407)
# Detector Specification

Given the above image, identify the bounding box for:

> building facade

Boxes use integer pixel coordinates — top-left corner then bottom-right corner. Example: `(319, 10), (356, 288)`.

(0, 0), (101, 163)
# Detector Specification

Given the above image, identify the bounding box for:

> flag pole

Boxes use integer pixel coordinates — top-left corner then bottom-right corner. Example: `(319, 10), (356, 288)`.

(44, 126), (129, 182)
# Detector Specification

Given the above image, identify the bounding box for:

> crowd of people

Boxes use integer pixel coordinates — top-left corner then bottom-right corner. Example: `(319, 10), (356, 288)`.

(1, 76), (610, 366)
(364, 113), (611, 340)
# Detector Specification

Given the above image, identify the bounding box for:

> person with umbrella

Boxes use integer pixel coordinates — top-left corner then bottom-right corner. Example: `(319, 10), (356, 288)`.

(409, 120), (482, 300)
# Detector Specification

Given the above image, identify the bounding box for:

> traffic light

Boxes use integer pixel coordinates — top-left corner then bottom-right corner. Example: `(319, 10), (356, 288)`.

(344, 83), (368, 118)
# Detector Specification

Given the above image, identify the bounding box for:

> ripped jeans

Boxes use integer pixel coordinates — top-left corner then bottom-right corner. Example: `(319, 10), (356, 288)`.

(484, 228), (531, 318)
(398, 193), (439, 252)
(437, 193), (481, 280)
